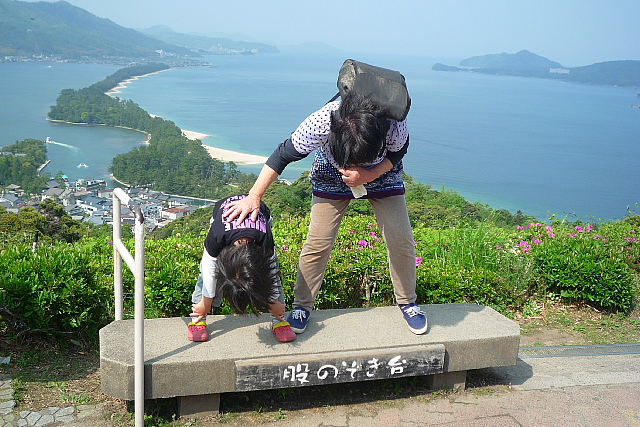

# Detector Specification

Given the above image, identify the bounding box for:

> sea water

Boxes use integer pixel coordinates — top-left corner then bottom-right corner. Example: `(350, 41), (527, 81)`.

(0, 62), (148, 185)
(1, 53), (638, 220)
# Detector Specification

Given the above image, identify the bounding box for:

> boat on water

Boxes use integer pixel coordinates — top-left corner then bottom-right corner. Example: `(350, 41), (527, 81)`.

(45, 137), (51, 143)
(77, 163), (88, 168)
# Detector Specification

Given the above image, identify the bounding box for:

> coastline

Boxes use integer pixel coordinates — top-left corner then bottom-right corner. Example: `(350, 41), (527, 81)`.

(181, 129), (267, 165)
(48, 118), (151, 144)
(105, 69), (171, 96)
(106, 72), (267, 166)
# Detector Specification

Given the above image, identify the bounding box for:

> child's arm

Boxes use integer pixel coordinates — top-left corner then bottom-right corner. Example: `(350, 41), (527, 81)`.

(191, 296), (213, 323)
(268, 300), (286, 322)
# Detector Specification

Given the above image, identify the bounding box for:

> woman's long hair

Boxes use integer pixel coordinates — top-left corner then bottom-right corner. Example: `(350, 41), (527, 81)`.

(328, 91), (391, 168)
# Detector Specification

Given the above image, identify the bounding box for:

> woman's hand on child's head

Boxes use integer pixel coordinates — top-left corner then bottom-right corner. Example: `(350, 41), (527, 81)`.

(268, 300), (286, 321)
(224, 194), (261, 224)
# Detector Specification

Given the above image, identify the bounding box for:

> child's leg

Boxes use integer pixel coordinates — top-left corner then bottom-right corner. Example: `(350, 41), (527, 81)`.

(191, 273), (204, 305)
(191, 255), (223, 308)
(271, 272), (286, 325)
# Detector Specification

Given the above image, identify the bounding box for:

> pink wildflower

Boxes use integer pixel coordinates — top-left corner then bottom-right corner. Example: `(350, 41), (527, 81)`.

(415, 256), (423, 266)
(518, 241), (532, 253)
(517, 226), (525, 230)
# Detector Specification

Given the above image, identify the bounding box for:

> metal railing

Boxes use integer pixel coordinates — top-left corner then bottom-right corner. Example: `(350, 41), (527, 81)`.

(112, 187), (145, 427)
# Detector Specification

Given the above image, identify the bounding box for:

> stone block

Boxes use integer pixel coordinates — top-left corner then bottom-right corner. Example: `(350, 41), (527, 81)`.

(100, 303), (520, 405)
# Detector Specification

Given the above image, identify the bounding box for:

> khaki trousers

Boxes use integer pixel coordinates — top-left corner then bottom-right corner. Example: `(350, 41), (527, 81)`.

(293, 195), (417, 310)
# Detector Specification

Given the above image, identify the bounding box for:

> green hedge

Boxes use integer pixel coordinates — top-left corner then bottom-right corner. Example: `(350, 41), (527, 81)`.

(532, 223), (637, 312)
(1, 218), (637, 341)
(0, 243), (112, 337)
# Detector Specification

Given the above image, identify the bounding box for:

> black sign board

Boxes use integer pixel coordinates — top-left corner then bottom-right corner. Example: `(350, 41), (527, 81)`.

(235, 344), (445, 391)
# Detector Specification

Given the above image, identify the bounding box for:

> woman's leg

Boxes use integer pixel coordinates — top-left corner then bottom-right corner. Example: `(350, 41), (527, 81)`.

(293, 196), (350, 310)
(369, 195), (417, 306)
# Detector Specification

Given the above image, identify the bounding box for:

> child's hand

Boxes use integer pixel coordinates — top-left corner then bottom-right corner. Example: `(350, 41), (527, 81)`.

(268, 300), (286, 322)
(190, 299), (211, 324)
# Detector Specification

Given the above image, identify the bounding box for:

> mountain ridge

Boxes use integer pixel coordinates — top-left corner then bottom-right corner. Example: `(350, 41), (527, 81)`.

(138, 25), (279, 54)
(0, 0), (191, 58)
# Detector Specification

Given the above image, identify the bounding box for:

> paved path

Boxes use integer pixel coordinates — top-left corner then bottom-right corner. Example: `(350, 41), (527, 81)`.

(0, 379), (100, 427)
(2, 352), (640, 426)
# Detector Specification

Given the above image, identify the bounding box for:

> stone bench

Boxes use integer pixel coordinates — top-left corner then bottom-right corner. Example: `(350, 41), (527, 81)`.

(99, 303), (520, 418)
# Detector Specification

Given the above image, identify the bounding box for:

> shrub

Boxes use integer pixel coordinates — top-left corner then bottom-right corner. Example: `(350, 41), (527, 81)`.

(143, 237), (202, 317)
(532, 225), (636, 313)
(413, 226), (526, 312)
(0, 244), (112, 337)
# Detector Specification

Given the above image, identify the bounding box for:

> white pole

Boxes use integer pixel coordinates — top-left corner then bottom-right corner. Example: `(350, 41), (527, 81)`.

(113, 192), (123, 321)
(134, 210), (145, 427)
(112, 187), (145, 427)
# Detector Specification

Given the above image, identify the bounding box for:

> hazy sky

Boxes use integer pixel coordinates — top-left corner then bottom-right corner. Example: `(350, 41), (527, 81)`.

(24, 0), (640, 66)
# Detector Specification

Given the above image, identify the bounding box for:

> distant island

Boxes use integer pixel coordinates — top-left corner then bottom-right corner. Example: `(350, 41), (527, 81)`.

(432, 50), (640, 87)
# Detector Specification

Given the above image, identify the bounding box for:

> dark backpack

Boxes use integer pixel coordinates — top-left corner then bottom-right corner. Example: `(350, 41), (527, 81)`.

(329, 59), (411, 121)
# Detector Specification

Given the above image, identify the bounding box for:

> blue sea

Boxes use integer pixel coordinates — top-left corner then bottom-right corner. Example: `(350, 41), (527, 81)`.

(0, 62), (148, 186)
(1, 53), (638, 221)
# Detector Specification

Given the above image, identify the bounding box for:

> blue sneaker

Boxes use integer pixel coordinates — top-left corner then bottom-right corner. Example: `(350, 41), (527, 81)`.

(399, 303), (428, 335)
(287, 307), (310, 334)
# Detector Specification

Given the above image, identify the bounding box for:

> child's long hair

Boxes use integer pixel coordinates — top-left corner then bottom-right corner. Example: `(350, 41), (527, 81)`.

(215, 242), (280, 314)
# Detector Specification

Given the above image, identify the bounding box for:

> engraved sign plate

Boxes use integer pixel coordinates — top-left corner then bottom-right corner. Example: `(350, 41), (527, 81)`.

(235, 344), (445, 391)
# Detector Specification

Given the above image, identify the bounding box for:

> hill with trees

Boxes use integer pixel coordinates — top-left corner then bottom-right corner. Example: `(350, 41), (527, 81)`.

(0, 139), (48, 194)
(432, 50), (640, 87)
(460, 49), (563, 70)
(0, 0), (191, 58)
(47, 63), (257, 198)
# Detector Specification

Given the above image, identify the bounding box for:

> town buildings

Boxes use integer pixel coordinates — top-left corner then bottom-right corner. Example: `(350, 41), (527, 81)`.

(1, 179), (212, 232)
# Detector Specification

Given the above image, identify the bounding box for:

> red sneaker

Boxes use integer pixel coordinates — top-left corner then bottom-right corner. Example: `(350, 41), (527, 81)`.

(272, 321), (296, 342)
(187, 321), (209, 342)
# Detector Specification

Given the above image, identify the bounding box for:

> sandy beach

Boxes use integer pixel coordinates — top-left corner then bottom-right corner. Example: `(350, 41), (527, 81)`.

(181, 129), (268, 165)
(105, 69), (171, 96)
(106, 71), (267, 166)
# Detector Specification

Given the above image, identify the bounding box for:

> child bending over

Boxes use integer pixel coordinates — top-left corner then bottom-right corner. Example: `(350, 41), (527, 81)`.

(188, 194), (295, 342)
